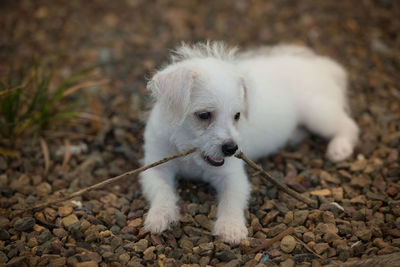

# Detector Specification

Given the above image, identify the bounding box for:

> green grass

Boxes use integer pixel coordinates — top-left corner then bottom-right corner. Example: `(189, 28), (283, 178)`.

(0, 60), (90, 141)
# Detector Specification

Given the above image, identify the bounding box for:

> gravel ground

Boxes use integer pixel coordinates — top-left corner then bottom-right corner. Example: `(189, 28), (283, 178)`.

(1, 0), (400, 266)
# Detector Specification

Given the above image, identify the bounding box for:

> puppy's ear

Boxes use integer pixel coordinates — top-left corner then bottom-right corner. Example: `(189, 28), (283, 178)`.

(148, 66), (195, 125)
(240, 78), (249, 119)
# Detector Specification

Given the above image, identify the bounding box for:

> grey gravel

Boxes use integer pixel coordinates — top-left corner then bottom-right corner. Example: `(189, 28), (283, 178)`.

(14, 217), (35, 232)
(215, 249), (237, 262)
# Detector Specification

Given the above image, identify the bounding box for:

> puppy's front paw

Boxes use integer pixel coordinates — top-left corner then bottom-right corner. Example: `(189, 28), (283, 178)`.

(326, 136), (353, 162)
(213, 218), (248, 245)
(144, 204), (180, 233)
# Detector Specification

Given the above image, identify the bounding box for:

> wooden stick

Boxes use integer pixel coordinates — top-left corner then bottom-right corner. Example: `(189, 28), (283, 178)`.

(15, 149), (316, 217)
(247, 226), (294, 254)
(15, 148), (196, 214)
(235, 152), (318, 208)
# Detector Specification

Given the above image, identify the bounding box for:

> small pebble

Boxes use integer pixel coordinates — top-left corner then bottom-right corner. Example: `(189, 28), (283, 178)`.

(143, 246), (156, 261)
(128, 218), (142, 228)
(280, 258), (294, 267)
(356, 228), (372, 241)
(0, 229), (10, 240)
(75, 261), (99, 267)
(14, 217), (35, 232)
(134, 239), (148, 252)
(215, 249), (237, 262)
(280, 235), (296, 253)
(313, 243), (330, 255)
(293, 210), (309, 226)
(58, 206), (73, 216)
(303, 232), (315, 243)
(269, 223), (287, 237)
(62, 214), (79, 227)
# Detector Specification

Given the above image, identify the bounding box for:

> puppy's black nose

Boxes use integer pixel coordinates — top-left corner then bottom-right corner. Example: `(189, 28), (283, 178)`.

(222, 142), (238, 156)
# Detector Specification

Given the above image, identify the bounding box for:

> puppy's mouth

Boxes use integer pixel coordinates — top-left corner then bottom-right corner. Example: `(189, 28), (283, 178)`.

(202, 154), (225, 167)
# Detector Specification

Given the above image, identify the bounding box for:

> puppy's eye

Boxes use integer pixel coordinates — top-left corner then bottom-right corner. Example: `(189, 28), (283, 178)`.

(234, 112), (240, 121)
(196, 112), (212, 120)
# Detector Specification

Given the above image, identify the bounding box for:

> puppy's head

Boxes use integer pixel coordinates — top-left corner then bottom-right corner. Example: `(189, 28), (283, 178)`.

(148, 56), (248, 167)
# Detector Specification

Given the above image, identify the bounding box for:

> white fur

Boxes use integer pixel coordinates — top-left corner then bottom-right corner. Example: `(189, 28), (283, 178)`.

(140, 42), (359, 244)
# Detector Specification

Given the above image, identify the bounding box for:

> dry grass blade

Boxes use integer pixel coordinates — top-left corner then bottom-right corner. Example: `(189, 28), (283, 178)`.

(0, 148), (21, 157)
(39, 137), (50, 175)
(0, 87), (19, 96)
(0, 69), (36, 96)
(61, 139), (71, 171)
(86, 91), (103, 133)
(42, 131), (95, 140)
(76, 112), (104, 122)
(63, 78), (109, 97)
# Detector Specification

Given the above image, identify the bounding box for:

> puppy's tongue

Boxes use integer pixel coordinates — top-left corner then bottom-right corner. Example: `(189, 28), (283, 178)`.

(211, 157), (223, 162)
(205, 155), (225, 167)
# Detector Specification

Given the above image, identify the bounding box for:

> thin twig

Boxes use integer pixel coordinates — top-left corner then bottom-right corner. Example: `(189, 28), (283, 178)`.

(247, 226), (294, 254)
(235, 151), (318, 208)
(16, 148), (196, 214)
(293, 235), (325, 260)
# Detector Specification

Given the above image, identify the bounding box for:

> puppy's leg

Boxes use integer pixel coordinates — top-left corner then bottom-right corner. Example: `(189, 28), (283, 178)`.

(140, 166), (180, 233)
(300, 100), (358, 162)
(209, 164), (250, 244)
(325, 114), (359, 162)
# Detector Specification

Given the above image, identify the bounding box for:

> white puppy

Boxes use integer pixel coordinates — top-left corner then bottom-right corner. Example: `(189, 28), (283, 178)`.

(140, 42), (359, 244)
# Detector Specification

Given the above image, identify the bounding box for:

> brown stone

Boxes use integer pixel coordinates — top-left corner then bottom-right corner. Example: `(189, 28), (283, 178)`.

(310, 189), (331, 196)
(75, 261), (99, 267)
(58, 206), (73, 217)
(350, 175), (372, 188)
(44, 208), (57, 222)
(315, 223), (338, 235)
(386, 186), (398, 197)
(313, 243), (330, 255)
(62, 214), (79, 227)
(320, 170), (341, 184)
(377, 246), (399, 255)
(49, 257), (66, 267)
(350, 160), (367, 172)
(303, 232), (315, 243)
(323, 232), (341, 243)
(143, 246), (156, 261)
(356, 228), (372, 241)
(332, 187), (344, 201)
(195, 214), (212, 231)
(37, 182), (52, 197)
(280, 235), (296, 253)
(128, 218), (143, 228)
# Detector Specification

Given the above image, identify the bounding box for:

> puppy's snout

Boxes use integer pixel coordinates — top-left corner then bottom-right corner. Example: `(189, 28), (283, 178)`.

(222, 142), (238, 156)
